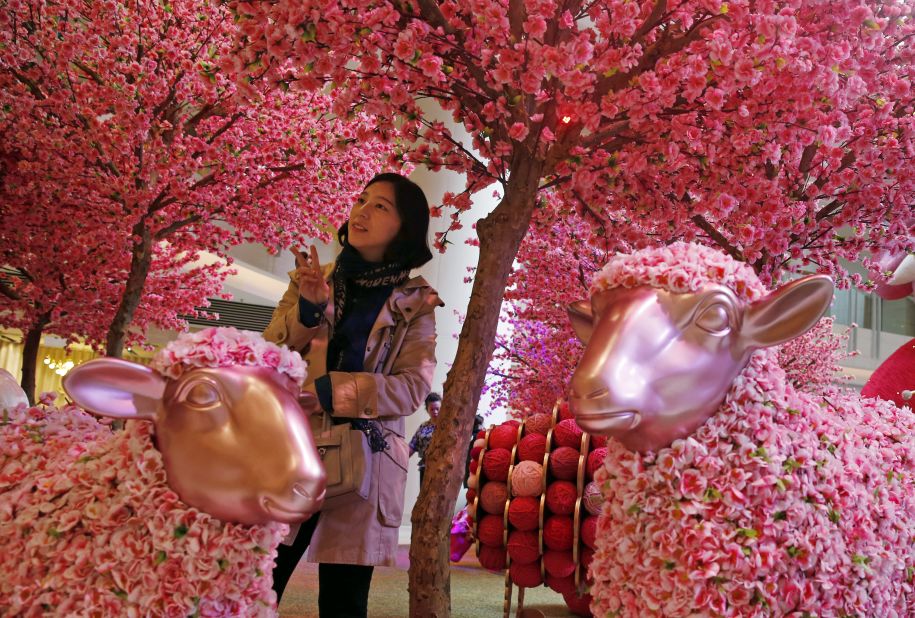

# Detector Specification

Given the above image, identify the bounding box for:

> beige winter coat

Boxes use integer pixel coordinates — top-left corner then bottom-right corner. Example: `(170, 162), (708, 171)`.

(263, 264), (443, 566)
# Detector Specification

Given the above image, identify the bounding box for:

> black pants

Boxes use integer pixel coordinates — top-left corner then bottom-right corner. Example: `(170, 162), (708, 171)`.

(272, 512), (375, 617)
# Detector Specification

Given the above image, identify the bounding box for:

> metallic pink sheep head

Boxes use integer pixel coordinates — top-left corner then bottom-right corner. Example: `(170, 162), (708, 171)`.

(566, 244), (834, 452)
(62, 334), (325, 525)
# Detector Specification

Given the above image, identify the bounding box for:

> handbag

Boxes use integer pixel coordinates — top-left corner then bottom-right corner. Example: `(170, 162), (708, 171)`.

(311, 410), (373, 509)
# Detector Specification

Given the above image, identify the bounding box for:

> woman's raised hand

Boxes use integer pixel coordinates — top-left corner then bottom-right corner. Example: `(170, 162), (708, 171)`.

(293, 245), (330, 306)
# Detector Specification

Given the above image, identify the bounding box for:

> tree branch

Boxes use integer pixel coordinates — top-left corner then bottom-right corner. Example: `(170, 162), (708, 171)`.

(691, 214), (745, 262)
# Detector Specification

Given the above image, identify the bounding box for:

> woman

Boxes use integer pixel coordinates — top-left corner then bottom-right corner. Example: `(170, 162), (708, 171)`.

(408, 392), (442, 488)
(263, 173), (442, 617)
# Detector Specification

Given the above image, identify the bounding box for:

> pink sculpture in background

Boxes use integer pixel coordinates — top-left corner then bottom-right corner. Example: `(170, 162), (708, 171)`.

(872, 250), (915, 301)
(567, 243), (915, 616)
(1, 327), (325, 615)
(63, 329), (326, 525)
(567, 269), (832, 452)
(0, 367), (28, 411)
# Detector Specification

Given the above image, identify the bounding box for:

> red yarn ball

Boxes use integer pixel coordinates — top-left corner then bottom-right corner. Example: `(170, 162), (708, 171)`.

(469, 459), (479, 475)
(480, 482), (509, 515)
(589, 434), (608, 449)
(477, 514), (505, 547)
(557, 400), (574, 421)
(549, 447), (580, 481)
(863, 338), (915, 409)
(476, 429), (487, 440)
(524, 413), (552, 436)
(586, 447), (607, 479)
(580, 546), (595, 574)
(507, 496), (540, 531)
(563, 591), (593, 617)
(504, 419), (522, 428)
(543, 550), (576, 579)
(543, 515), (574, 551)
(545, 572), (577, 595)
(581, 516), (598, 549)
(510, 561), (543, 588)
(489, 423), (519, 450)
(482, 448), (511, 482)
(518, 433), (547, 462)
(478, 544), (507, 572)
(545, 480), (578, 516)
(507, 530), (541, 565)
(465, 488), (476, 505)
(470, 445), (483, 461)
(553, 418), (584, 449)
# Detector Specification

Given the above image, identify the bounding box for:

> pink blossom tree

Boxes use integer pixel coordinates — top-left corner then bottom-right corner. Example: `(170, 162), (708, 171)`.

(0, 0), (397, 401)
(228, 1), (914, 613)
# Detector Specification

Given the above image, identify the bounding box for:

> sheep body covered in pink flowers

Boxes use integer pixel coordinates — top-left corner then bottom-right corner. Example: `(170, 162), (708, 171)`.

(0, 327), (319, 617)
(570, 243), (915, 617)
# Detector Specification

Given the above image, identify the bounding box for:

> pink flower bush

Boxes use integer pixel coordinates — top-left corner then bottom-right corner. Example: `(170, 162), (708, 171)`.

(587, 244), (915, 616)
(150, 327), (306, 387)
(0, 328), (310, 616)
(0, 404), (286, 617)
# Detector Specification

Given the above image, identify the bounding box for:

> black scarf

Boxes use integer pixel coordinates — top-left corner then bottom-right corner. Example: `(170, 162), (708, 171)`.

(332, 243), (411, 328)
(330, 243), (410, 453)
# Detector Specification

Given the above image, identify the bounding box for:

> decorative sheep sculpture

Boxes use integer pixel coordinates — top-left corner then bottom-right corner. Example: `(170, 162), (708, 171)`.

(566, 243), (915, 617)
(0, 327), (325, 617)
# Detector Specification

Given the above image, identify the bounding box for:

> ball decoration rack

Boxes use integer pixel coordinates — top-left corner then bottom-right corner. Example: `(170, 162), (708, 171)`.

(467, 400), (604, 618)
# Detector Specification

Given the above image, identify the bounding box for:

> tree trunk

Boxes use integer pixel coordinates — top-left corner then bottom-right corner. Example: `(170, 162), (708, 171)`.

(105, 222), (153, 358)
(408, 161), (542, 617)
(20, 311), (52, 405)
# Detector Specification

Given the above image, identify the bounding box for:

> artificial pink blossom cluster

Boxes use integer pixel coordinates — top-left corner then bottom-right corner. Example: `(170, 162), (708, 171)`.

(0, 0), (398, 355)
(586, 245), (915, 616)
(590, 241), (770, 303)
(150, 327), (307, 386)
(777, 316), (857, 393)
(0, 403), (287, 617)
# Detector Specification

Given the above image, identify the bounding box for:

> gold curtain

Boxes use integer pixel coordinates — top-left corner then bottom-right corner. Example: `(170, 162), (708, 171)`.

(0, 338), (154, 401)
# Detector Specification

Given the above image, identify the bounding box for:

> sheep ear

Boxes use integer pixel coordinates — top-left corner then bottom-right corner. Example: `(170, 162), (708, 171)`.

(63, 358), (163, 420)
(567, 300), (594, 344)
(742, 275), (834, 349)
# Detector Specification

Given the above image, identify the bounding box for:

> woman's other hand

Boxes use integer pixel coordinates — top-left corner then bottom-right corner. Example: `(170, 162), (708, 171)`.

(293, 245), (330, 306)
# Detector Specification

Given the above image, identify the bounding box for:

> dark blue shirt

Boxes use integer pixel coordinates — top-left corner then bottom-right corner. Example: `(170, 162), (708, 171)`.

(298, 282), (393, 412)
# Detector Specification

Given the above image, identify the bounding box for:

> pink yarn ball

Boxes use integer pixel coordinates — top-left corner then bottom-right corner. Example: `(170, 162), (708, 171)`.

(545, 572), (577, 595)
(582, 481), (604, 516)
(586, 447), (607, 479)
(518, 433), (547, 462)
(478, 544), (506, 572)
(543, 515), (574, 551)
(581, 516), (598, 549)
(545, 480), (578, 516)
(543, 550), (577, 579)
(549, 446), (580, 481)
(511, 460), (544, 497)
(524, 413), (552, 436)
(480, 482), (509, 515)
(508, 496), (540, 531)
(553, 418), (584, 449)
(477, 514), (505, 547)
(482, 448), (511, 482)
(507, 529), (541, 565)
(489, 423), (519, 450)
(510, 561), (543, 588)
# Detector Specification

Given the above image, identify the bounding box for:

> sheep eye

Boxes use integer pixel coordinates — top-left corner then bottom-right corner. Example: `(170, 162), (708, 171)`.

(695, 304), (730, 334)
(184, 381), (220, 407)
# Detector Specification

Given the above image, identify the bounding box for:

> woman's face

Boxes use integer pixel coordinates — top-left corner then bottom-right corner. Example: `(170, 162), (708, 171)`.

(426, 400), (441, 419)
(347, 181), (402, 262)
